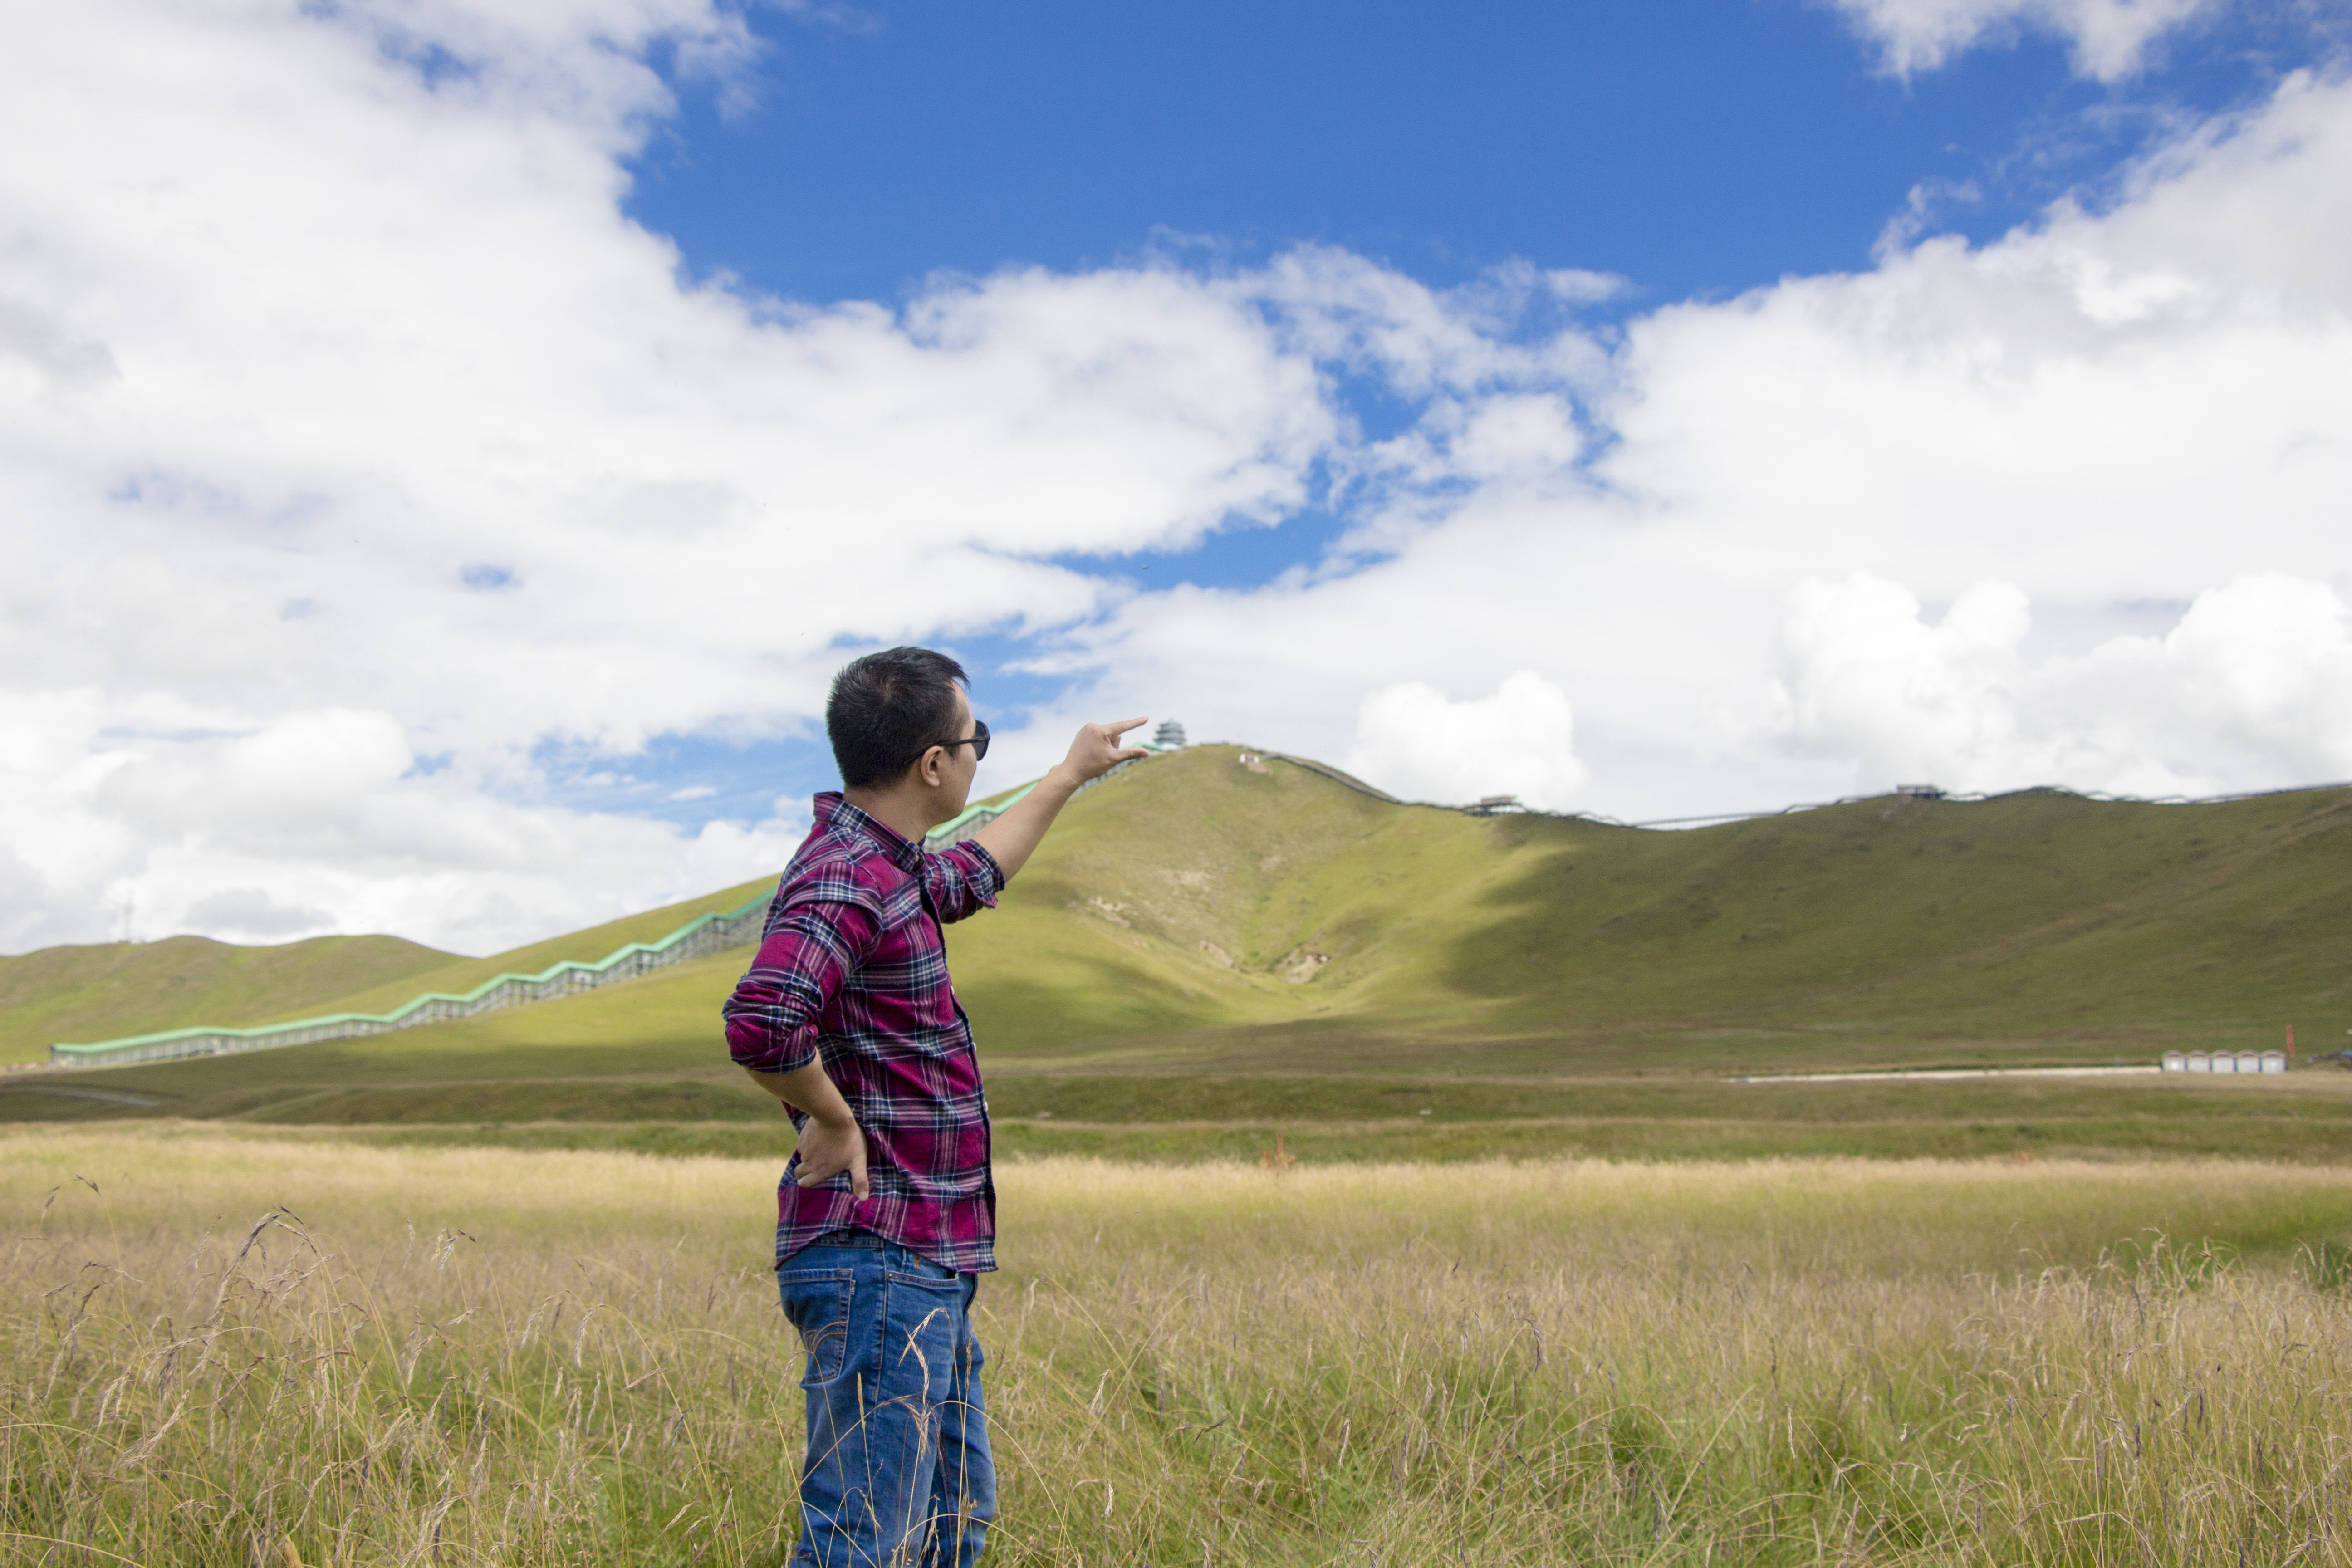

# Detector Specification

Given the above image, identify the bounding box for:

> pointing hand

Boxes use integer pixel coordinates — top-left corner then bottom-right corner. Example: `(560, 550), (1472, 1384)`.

(1060, 717), (1152, 784)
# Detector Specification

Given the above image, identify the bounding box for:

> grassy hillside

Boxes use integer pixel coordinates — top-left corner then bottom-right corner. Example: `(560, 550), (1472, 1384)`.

(948, 747), (2352, 1069)
(29, 750), (2349, 1074)
(0, 874), (781, 1066)
(0, 933), (454, 1066)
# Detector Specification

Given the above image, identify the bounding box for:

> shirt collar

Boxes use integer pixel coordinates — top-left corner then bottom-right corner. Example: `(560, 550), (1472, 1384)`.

(814, 791), (926, 874)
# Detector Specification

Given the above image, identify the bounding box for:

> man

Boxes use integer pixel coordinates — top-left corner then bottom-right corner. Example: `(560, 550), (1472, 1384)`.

(722, 645), (1147, 1567)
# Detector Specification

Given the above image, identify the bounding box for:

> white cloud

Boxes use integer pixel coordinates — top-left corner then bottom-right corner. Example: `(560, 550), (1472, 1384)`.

(0, 691), (813, 956)
(1771, 576), (2034, 789)
(182, 887), (334, 943)
(1822, 0), (2223, 80)
(1344, 672), (1588, 810)
(1769, 573), (2352, 796)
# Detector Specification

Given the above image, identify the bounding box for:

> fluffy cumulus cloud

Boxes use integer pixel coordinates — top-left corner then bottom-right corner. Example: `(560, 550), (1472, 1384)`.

(1771, 573), (2352, 796)
(0, 689), (810, 955)
(1823, 0), (2224, 80)
(1772, 577), (2038, 790)
(1345, 673), (1588, 810)
(4, 0), (2351, 954)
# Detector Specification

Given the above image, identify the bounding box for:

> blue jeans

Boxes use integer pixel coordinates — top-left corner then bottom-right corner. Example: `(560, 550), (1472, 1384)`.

(776, 1234), (994, 1567)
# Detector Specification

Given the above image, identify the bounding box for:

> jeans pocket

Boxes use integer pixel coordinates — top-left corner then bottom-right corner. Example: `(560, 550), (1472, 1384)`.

(883, 1257), (960, 1289)
(778, 1273), (856, 1387)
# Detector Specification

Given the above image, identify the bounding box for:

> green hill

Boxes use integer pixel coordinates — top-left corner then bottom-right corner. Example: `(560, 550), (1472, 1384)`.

(0, 876), (781, 1067)
(7, 747), (2351, 1164)
(0, 933), (454, 1066)
(946, 747), (2352, 1070)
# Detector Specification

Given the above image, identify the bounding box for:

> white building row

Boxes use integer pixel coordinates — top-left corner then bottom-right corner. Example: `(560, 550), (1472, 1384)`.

(2161, 1050), (2289, 1075)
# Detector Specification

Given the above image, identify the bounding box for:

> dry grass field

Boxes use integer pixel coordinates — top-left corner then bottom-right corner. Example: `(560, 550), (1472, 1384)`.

(10, 1128), (2352, 1565)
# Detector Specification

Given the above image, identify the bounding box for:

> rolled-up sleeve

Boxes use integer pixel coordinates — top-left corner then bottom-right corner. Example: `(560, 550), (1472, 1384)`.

(721, 891), (882, 1074)
(921, 841), (1004, 924)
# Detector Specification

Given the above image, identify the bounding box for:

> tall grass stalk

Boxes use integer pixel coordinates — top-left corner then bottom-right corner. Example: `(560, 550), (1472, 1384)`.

(7, 1130), (2352, 1564)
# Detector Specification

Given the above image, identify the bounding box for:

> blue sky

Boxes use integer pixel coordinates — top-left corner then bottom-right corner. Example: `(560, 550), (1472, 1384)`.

(5, 0), (2351, 951)
(631, 0), (2285, 306)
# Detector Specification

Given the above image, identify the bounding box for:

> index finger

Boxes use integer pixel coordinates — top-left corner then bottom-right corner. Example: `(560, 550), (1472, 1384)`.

(1103, 716), (1149, 740)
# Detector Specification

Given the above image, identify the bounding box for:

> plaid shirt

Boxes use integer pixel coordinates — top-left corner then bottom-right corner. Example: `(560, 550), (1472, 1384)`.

(723, 793), (1005, 1273)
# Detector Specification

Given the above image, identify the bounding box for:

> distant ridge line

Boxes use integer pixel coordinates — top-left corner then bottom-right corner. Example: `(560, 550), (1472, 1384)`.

(1254, 751), (1407, 804)
(49, 891), (776, 1071)
(1594, 777), (2352, 831)
(1204, 747), (2352, 826)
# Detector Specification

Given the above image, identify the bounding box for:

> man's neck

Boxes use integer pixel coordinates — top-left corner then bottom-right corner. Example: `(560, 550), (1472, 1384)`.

(842, 785), (940, 848)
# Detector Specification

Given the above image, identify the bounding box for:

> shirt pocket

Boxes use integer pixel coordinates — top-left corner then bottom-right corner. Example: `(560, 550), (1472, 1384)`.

(777, 1270), (858, 1387)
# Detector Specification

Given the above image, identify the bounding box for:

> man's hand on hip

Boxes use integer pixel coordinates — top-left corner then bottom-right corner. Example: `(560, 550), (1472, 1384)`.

(794, 1111), (870, 1198)
(741, 1062), (871, 1199)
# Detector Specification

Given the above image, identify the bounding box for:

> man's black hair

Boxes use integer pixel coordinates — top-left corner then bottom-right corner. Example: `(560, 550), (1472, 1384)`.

(827, 647), (970, 789)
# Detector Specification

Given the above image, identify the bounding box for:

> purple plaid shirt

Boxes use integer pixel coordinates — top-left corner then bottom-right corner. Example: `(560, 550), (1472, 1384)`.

(722, 793), (1005, 1273)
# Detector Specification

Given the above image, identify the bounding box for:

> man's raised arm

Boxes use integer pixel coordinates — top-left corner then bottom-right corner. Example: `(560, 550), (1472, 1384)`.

(971, 718), (1151, 882)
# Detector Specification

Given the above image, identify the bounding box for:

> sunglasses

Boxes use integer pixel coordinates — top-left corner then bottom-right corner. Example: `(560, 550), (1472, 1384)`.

(912, 718), (989, 769)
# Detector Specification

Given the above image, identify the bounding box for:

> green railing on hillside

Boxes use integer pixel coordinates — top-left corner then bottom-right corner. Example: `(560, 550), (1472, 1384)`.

(49, 891), (776, 1070)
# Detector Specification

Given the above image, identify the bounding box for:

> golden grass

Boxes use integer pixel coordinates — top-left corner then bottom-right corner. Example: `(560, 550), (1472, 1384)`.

(9, 1128), (2352, 1564)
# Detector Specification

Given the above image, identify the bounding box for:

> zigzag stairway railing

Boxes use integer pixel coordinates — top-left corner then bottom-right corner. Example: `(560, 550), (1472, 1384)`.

(49, 892), (774, 1069)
